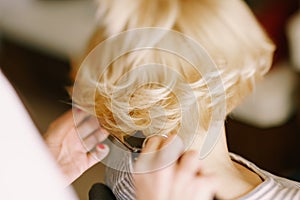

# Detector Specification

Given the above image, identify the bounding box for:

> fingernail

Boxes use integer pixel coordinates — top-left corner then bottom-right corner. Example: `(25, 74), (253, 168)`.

(97, 144), (106, 150)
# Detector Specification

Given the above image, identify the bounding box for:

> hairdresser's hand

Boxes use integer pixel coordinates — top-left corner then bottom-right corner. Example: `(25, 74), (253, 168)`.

(133, 136), (217, 200)
(44, 109), (109, 185)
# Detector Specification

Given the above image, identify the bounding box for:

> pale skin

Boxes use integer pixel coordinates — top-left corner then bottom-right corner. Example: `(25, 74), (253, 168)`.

(189, 127), (263, 200)
(44, 109), (218, 199)
(44, 109), (110, 185)
(134, 135), (218, 200)
(134, 127), (263, 200)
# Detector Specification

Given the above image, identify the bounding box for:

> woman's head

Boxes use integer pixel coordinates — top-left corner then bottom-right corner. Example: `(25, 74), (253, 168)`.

(72, 0), (275, 142)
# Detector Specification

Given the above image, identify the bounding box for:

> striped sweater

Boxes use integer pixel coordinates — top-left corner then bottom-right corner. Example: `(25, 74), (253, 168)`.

(105, 152), (300, 200)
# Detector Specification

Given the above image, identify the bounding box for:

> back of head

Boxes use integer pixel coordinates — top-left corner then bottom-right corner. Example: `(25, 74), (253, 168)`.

(72, 0), (275, 141)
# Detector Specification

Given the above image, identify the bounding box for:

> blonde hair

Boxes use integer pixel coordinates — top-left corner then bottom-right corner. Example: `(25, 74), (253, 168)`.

(72, 0), (275, 142)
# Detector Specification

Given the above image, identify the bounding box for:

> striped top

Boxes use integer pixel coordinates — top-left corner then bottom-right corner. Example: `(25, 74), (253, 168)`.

(105, 152), (300, 200)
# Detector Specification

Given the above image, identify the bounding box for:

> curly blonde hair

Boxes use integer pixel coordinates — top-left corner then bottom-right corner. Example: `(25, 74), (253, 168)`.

(72, 0), (275, 142)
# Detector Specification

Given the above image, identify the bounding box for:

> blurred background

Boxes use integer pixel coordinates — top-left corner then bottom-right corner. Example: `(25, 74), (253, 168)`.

(0, 0), (300, 199)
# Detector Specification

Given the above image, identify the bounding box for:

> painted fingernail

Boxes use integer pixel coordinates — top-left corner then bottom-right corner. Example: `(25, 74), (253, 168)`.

(97, 144), (106, 150)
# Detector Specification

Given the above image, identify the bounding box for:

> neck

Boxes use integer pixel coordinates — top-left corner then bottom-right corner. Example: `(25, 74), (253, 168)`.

(190, 126), (262, 200)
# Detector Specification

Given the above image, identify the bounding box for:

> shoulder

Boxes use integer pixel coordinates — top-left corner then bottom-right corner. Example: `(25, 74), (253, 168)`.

(230, 153), (300, 199)
(105, 151), (135, 200)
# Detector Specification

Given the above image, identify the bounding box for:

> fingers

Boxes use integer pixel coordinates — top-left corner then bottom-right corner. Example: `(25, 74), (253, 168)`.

(141, 135), (165, 153)
(44, 110), (77, 144)
(74, 110), (109, 151)
(76, 115), (102, 139)
(45, 108), (89, 141)
(141, 134), (182, 153)
(134, 134), (217, 200)
(72, 107), (89, 123)
(74, 110), (110, 167)
(87, 143), (110, 167)
(134, 147), (217, 200)
(177, 150), (201, 176)
(82, 128), (109, 151)
(134, 135), (184, 173)
(175, 151), (217, 200)
(49, 109), (74, 130)
(192, 175), (217, 200)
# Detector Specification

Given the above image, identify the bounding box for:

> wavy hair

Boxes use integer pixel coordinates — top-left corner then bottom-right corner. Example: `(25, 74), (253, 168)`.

(72, 0), (275, 141)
